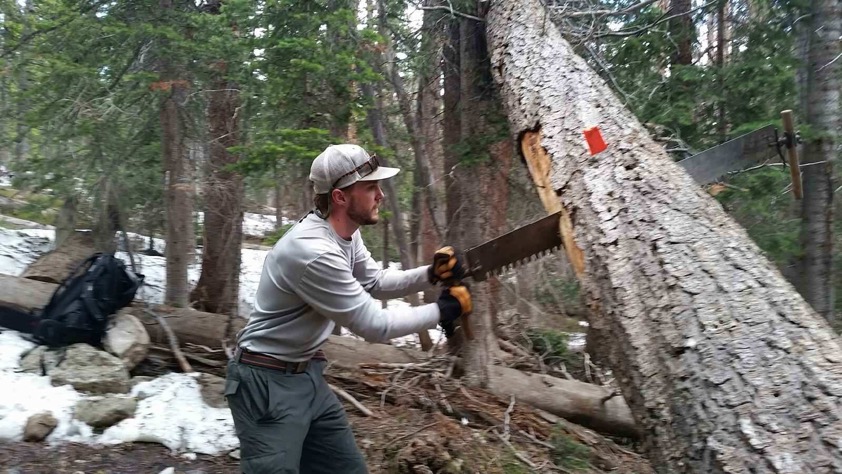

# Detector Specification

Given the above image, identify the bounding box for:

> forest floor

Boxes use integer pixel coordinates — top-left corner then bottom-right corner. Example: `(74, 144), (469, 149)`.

(1, 346), (653, 474)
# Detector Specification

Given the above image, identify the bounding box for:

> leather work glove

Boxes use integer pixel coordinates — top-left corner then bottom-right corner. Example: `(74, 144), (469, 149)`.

(428, 246), (467, 284)
(436, 285), (472, 337)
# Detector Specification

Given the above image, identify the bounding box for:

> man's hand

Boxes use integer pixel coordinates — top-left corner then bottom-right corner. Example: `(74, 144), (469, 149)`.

(436, 285), (472, 330)
(428, 246), (467, 284)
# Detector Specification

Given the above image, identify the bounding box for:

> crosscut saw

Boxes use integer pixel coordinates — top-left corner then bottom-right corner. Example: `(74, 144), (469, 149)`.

(446, 123), (781, 338)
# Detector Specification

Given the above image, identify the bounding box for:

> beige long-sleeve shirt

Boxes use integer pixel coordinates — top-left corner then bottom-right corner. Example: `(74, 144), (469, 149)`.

(236, 212), (440, 362)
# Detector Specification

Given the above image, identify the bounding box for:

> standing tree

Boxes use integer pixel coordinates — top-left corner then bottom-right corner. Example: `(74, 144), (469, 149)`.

(157, 0), (194, 308)
(191, 1), (248, 315)
(440, 2), (512, 385)
(792, 0), (839, 324)
(487, 0), (842, 470)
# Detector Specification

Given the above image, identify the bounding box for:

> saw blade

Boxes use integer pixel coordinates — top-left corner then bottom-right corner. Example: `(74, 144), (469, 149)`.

(464, 211), (563, 282)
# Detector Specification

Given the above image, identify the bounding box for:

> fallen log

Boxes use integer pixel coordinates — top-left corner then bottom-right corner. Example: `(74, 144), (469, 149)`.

(21, 231), (96, 283)
(488, 366), (638, 439)
(487, 0), (842, 469)
(0, 273), (638, 437)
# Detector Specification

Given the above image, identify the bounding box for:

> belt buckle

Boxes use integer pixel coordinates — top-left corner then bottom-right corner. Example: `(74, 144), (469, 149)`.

(294, 361), (308, 373)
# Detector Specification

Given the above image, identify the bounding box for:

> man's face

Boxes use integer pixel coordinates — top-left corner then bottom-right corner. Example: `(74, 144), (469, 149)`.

(345, 181), (384, 226)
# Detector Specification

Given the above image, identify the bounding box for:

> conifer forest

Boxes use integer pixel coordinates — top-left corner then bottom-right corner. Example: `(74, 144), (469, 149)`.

(1, 0), (841, 472)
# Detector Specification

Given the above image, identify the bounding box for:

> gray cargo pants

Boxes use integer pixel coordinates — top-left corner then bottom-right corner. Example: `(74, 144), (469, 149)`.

(225, 358), (368, 474)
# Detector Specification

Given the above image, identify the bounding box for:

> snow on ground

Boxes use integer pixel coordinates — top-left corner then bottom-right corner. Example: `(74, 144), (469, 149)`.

(0, 330), (238, 456)
(0, 216), (439, 457)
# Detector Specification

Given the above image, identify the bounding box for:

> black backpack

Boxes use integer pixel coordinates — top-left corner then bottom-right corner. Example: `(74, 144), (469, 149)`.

(32, 253), (144, 348)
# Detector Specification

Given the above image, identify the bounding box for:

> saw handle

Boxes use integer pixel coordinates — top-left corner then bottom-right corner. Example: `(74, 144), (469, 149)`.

(434, 248), (474, 341)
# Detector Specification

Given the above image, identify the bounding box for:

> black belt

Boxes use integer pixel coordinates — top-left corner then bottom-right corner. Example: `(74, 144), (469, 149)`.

(236, 347), (326, 374)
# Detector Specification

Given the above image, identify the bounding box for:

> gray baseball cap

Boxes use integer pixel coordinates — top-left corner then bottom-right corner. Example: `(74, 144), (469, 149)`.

(309, 144), (400, 194)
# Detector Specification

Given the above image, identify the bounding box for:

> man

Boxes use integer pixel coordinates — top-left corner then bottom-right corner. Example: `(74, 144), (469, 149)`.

(225, 144), (473, 474)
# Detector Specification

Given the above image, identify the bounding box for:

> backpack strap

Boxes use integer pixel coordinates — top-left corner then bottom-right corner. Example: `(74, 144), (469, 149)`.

(40, 253), (102, 317)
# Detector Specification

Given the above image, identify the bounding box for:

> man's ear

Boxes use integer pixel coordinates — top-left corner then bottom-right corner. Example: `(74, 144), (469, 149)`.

(331, 188), (347, 207)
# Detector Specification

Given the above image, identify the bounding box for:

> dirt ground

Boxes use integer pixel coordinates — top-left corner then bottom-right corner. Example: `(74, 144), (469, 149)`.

(1, 333), (652, 474)
(0, 442), (239, 473)
(1, 364), (653, 474)
(1, 404), (650, 474)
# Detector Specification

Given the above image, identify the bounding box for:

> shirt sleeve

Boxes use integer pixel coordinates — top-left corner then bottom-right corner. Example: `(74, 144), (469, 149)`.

(297, 252), (440, 343)
(352, 238), (433, 299)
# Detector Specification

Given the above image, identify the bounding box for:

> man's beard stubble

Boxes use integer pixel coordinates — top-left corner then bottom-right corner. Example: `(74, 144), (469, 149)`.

(348, 197), (379, 226)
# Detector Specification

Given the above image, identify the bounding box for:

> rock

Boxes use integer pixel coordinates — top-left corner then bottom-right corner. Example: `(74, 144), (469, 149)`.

(229, 449), (241, 460)
(196, 373), (227, 408)
(74, 396), (137, 429)
(103, 311), (150, 371)
(19, 346), (62, 375)
(23, 412), (58, 442)
(49, 344), (131, 394)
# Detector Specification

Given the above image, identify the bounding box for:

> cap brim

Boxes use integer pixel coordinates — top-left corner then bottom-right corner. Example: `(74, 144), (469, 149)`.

(359, 166), (400, 182)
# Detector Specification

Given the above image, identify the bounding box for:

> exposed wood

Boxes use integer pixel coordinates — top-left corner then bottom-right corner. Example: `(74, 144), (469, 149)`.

(487, 0), (842, 470)
(21, 231), (96, 284)
(0, 273), (639, 438)
(520, 132), (585, 277)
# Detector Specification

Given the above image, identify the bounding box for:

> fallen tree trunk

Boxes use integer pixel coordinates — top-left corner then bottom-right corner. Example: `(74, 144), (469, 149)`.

(486, 1), (842, 471)
(488, 366), (638, 438)
(0, 273), (638, 438)
(21, 231), (96, 283)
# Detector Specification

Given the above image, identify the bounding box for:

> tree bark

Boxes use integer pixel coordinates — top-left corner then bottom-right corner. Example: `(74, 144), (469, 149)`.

(793, 0), (839, 325)
(190, 73), (244, 316)
(668, 0), (693, 66)
(442, 18), (461, 244)
(13, 0), (31, 164)
(54, 195), (78, 250)
(93, 177), (120, 253)
(416, 2), (447, 294)
(158, 0), (193, 308)
(0, 272), (638, 438)
(487, 0), (842, 470)
(160, 84), (193, 308)
(453, 10), (511, 387)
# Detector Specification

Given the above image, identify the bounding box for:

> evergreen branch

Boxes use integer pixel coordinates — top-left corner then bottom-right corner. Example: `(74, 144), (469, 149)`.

(419, 5), (485, 22)
(1, 0), (113, 59)
(108, 40), (150, 93)
(552, 0), (659, 18)
(595, 0), (720, 38)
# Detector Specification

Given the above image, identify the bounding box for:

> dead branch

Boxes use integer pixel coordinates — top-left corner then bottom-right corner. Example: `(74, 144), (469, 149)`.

(185, 342), (225, 353)
(329, 383), (375, 417)
(556, 0), (659, 17)
(144, 308), (192, 373)
(382, 421), (440, 449)
(495, 429), (538, 470)
(150, 345), (226, 368)
(503, 395), (516, 440)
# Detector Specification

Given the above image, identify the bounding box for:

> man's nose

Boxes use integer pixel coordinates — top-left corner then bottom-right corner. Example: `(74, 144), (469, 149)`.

(376, 185), (384, 200)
